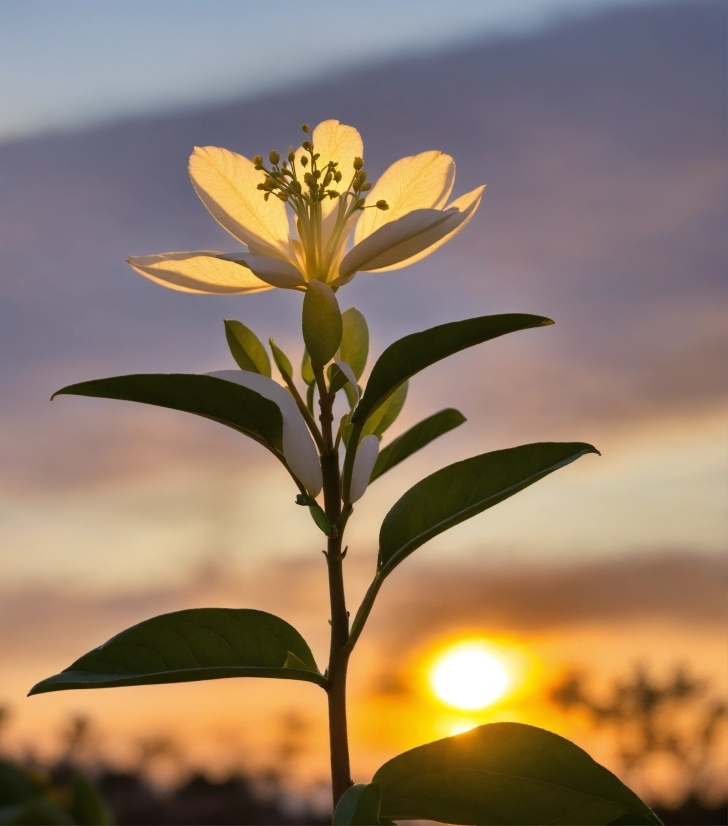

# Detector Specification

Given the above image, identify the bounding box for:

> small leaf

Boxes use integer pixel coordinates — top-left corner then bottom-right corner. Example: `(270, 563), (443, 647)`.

(373, 723), (661, 825)
(269, 338), (294, 381)
(301, 349), (316, 385)
(352, 313), (552, 426)
(370, 408), (466, 482)
(70, 775), (112, 826)
(379, 442), (599, 576)
(333, 783), (382, 825)
(302, 281), (343, 365)
(362, 382), (407, 439)
(29, 608), (326, 695)
(295, 494), (332, 535)
(224, 320), (271, 376)
(52, 374), (283, 454)
(340, 308), (369, 379)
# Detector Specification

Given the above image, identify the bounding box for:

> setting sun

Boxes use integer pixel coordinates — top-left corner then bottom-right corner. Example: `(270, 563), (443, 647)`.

(430, 642), (511, 710)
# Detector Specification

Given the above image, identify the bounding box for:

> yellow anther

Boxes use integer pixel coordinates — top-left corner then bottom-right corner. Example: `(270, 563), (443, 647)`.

(301, 123), (310, 133)
(361, 182), (372, 191)
(269, 150), (280, 165)
(376, 200), (389, 210)
(302, 140), (313, 151)
(353, 157), (364, 170)
(300, 156), (308, 167)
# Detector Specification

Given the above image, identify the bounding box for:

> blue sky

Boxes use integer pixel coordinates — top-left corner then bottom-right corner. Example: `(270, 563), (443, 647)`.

(1, 0), (661, 140)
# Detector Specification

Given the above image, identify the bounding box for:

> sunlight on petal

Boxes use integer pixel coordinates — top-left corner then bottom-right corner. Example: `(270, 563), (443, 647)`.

(126, 251), (273, 294)
(189, 146), (295, 261)
(354, 151), (456, 244)
(339, 208), (455, 278)
(368, 184), (486, 272)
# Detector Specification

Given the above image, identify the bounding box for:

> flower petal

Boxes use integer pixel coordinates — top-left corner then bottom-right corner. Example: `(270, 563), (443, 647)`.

(221, 253), (306, 290)
(189, 146), (295, 261)
(207, 370), (323, 496)
(368, 185), (486, 272)
(338, 209), (455, 279)
(296, 120), (363, 219)
(349, 435), (380, 502)
(354, 151), (456, 244)
(127, 251), (273, 294)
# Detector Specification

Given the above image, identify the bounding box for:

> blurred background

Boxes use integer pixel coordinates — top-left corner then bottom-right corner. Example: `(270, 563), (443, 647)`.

(0, 0), (725, 823)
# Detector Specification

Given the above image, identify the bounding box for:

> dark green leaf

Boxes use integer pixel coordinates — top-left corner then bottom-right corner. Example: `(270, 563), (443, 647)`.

(333, 784), (382, 825)
(370, 408), (466, 482)
(301, 350), (315, 385)
(352, 314), (552, 425)
(224, 320), (271, 376)
(379, 442), (599, 575)
(362, 382), (407, 439)
(269, 338), (293, 381)
(0, 802), (73, 825)
(373, 723), (661, 825)
(302, 281), (343, 365)
(340, 308), (369, 379)
(328, 363), (352, 396)
(29, 608), (326, 695)
(69, 776), (112, 826)
(52, 374), (283, 454)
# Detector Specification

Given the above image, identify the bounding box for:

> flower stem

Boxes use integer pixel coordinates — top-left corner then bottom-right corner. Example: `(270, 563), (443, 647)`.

(314, 362), (353, 810)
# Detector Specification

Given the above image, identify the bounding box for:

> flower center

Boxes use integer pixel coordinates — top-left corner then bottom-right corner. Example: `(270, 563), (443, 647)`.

(253, 124), (388, 284)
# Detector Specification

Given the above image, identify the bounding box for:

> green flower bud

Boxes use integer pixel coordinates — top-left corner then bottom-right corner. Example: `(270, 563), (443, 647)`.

(252, 154), (264, 168)
(269, 150), (280, 165)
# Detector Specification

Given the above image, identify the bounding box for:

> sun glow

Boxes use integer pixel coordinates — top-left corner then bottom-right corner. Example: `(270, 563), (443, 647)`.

(430, 642), (511, 710)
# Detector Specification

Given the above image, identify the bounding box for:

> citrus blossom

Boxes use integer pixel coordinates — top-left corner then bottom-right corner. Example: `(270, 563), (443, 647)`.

(127, 120), (485, 295)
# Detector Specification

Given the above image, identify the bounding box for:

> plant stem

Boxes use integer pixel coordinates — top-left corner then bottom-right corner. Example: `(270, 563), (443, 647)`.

(314, 363), (353, 810)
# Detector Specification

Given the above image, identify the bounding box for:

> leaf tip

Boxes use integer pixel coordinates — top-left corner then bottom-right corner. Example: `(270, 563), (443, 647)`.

(541, 318), (555, 326)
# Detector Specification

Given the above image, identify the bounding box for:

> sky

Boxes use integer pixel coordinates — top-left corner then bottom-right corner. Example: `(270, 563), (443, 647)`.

(0, 0), (725, 806)
(1, 0), (663, 140)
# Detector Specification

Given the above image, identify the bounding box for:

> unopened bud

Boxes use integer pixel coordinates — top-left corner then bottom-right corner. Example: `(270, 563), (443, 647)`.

(300, 156), (308, 167)
(302, 123), (310, 133)
(376, 199), (389, 210)
(353, 157), (364, 171)
(269, 150), (280, 165)
(361, 182), (372, 191)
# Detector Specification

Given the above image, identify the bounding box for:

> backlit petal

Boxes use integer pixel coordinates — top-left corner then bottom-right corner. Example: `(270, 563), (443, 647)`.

(221, 253), (306, 290)
(207, 370), (323, 496)
(349, 435), (380, 502)
(127, 251), (272, 294)
(338, 209), (455, 279)
(189, 146), (294, 261)
(354, 151), (456, 244)
(369, 185), (486, 272)
(296, 120), (363, 218)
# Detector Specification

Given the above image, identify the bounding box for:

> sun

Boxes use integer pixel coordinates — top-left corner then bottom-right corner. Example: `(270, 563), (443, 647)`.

(430, 642), (510, 710)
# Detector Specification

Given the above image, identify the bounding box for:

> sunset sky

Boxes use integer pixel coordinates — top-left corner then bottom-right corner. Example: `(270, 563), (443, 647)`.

(0, 0), (725, 809)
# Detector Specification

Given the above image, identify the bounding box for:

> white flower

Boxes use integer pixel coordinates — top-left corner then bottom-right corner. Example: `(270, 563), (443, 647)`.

(127, 120), (485, 294)
(207, 370), (322, 496)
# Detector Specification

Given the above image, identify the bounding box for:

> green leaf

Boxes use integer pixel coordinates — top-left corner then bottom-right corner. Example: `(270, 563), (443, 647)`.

(362, 382), (407, 439)
(269, 338), (293, 381)
(351, 313), (552, 426)
(295, 494), (332, 535)
(69, 776), (112, 826)
(333, 784), (382, 825)
(328, 363), (351, 396)
(301, 349), (316, 386)
(224, 320), (271, 376)
(302, 281), (343, 365)
(343, 382), (360, 410)
(52, 374), (283, 454)
(370, 408), (466, 482)
(373, 723), (661, 825)
(28, 608), (326, 695)
(306, 382), (316, 416)
(340, 308), (369, 379)
(0, 802), (73, 825)
(379, 442), (599, 576)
